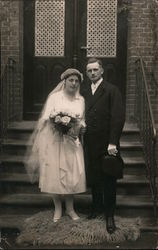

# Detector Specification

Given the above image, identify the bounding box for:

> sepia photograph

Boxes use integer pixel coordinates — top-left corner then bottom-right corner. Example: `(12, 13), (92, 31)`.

(0, 0), (158, 249)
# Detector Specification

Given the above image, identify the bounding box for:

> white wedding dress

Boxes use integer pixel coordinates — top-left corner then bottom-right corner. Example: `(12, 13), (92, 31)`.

(26, 90), (86, 194)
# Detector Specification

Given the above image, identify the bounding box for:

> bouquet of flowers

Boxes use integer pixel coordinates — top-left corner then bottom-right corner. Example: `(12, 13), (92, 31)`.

(49, 110), (80, 135)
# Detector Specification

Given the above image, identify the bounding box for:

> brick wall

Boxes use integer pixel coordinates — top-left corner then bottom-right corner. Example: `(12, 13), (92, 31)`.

(0, 0), (23, 121)
(126, 0), (158, 123)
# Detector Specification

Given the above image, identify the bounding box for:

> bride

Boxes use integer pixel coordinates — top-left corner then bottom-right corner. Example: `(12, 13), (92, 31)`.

(25, 68), (86, 222)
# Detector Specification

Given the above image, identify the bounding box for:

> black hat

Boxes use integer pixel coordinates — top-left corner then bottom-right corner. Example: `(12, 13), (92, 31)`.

(102, 154), (124, 179)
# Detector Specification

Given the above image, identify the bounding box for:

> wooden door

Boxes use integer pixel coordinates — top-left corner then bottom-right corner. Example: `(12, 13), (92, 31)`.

(23, 0), (127, 119)
(76, 0), (127, 102)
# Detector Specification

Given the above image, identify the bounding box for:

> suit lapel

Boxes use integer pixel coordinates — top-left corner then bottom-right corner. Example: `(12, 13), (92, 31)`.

(86, 81), (105, 111)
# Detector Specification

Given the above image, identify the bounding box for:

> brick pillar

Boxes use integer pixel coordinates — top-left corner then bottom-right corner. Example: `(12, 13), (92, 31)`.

(1, 0), (23, 121)
(126, 0), (158, 123)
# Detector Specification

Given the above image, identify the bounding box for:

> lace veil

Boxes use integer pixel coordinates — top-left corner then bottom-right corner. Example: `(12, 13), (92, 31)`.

(25, 69), (83, 183)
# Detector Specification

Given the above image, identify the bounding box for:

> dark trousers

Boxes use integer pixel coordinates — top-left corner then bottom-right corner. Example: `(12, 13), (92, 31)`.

(84, 132), (117, 217)
(92, 175), (117, 217)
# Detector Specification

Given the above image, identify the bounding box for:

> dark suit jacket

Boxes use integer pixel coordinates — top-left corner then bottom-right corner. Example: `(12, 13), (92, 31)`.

(81, 79), (125, 185)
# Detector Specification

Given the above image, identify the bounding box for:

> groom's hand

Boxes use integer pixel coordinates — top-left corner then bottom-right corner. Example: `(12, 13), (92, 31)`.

(108, 144), (118, 156)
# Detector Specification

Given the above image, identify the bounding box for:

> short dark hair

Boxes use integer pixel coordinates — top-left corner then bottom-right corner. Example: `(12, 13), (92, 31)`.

(87, 57), (103, 67)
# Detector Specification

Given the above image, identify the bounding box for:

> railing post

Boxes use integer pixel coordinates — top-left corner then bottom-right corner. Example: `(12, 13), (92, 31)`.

(0, 19), (2, 151)
(155, 175), (158, 216)
(135, 57), (157, 217)
(153, 138), (158, 217)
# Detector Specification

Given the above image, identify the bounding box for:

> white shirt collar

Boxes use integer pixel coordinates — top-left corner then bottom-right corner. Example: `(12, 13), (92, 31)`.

(91, 77), (103, 94)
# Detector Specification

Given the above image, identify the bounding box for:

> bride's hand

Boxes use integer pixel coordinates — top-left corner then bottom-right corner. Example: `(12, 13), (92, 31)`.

(67, 127), (77, 137)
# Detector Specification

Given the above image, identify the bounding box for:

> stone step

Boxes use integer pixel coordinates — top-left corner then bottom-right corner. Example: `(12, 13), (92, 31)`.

(0, 193), (155, 217)
(78, 194), (155, 217)
(121, 150), (144, 158)
(0, 173), (150, 195)
(123, 156), (146, 175)
(2, 138), (143, 147)
(7, 121), (140, 140)
(0, 154), (146, 175)
(0, 173), (40, 194)
(1, 138), (143, 155)
(8, 121), (139, 132)
(8, 121), (36, 131)
(8, 130), (141, 142)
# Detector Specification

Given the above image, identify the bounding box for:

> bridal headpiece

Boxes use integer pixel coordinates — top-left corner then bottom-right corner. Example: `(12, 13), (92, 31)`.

(60, 68), (83, 82)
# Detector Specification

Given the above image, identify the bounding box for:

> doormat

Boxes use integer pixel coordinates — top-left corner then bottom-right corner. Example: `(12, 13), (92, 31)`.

(16, 210), (141, 246)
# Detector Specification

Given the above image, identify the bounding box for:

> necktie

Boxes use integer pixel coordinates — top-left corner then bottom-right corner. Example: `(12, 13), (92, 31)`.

(91, 83), (97, 95)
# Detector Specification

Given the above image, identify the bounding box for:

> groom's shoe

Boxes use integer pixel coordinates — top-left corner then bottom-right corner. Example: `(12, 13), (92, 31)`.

(106, 216), (116, 234)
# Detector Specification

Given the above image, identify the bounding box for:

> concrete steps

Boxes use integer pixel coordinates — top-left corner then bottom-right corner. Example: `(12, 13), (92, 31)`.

(0, 193), (154, 217)
(0, 154), (146, 175)
(0, 120), (157, 247)
(1, 138), (143, 156)
(0, 173), (150, 195)
(0, 121), (155, 219)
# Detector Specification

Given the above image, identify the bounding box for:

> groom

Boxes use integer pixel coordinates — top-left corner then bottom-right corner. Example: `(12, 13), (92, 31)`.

(82, 57), (125, 234)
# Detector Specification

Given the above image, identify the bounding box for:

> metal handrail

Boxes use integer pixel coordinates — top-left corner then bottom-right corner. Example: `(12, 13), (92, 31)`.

(140, 58), (157, 140)
(135, 57), (157, 216)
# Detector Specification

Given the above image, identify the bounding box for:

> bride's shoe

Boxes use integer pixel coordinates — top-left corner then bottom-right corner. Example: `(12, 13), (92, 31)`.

(53, 216), (61, 223)
(66, 210), (80, 221)
(53, 211), (62, 223)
